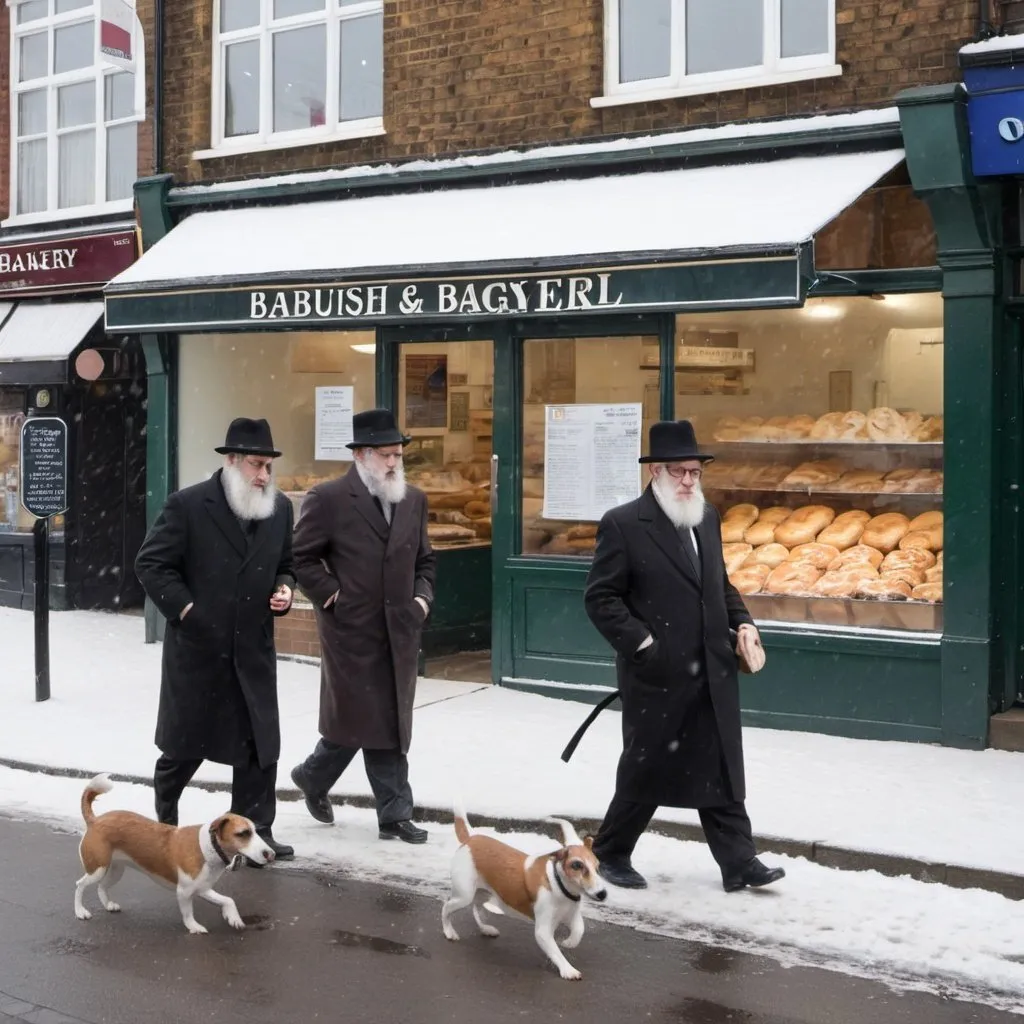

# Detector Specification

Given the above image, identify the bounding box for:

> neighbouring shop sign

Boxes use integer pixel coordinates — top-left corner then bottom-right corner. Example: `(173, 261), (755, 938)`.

(964, 61), (1024, 177)
(0, 230), (137, 298)
(103, 252), (808, 332)
(19, 417), (69, 519)
(543, 403), (642, 522)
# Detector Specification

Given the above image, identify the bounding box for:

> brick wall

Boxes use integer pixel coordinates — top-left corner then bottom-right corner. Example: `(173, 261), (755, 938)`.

(275, 603), (323, 660)
(161, 0), (979, 185)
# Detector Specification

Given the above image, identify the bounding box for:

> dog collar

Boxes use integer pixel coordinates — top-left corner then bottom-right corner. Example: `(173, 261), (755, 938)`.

(552, 860), (581, 903)
(208, 824), (233, 867)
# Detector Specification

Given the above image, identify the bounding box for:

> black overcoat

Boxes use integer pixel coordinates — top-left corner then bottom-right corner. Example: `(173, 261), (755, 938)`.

(292, 467), (436, 753)
(584, 487), (754, 808)
(135, 471), (295, 769)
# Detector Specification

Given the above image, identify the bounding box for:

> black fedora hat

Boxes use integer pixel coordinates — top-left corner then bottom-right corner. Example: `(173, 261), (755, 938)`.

(346, 408), (412, 450)
(639, 420), (715, 464)
(214, 417), (282, 458)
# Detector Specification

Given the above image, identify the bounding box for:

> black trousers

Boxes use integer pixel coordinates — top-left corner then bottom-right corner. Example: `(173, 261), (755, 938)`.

(299, 739), (414, 826)
(593, 793), (757, 877)
(154, 751), (278, 832)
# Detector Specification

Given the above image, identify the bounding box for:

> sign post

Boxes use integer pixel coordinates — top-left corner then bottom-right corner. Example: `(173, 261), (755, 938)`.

(19, 417), (69, 702)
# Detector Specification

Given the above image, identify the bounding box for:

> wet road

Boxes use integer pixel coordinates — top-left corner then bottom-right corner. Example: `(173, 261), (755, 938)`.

(0, 815), (1017, 1024)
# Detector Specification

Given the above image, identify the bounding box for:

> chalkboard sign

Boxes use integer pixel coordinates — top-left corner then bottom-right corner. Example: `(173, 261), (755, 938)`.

(20, 417), (69, 519)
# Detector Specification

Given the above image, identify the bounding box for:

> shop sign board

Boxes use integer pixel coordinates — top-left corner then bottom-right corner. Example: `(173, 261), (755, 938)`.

(19, 417), (68, 519)
(964, 61), (1024, 177)
(104, 252), (808, 333)
(0, 230), (137, 298)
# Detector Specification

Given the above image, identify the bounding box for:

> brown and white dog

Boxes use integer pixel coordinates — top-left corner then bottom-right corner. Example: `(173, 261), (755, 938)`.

(73, 774), (274, 934)
(441, 806), (607, 980)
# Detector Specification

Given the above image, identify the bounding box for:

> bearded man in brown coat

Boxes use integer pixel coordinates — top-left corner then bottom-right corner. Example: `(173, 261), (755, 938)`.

(290, 409), (436, 844)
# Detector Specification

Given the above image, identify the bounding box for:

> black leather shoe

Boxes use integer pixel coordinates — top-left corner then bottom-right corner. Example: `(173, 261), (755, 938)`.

(722, 857), (785, 893)
(245, 828), (294, 868)
(290, 764), (334, 825)
(596, 858), (648, 889)
(379, 820), (428, 844)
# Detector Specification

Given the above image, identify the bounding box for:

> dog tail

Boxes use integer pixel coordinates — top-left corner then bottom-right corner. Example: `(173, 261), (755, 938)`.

(453, 799), (472, 846)
(81, 773), (113, 825)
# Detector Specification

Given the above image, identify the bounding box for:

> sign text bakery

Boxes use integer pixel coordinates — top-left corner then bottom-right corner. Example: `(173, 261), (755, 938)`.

(0, 230), (137, 297)
(249, 272), (625, 321)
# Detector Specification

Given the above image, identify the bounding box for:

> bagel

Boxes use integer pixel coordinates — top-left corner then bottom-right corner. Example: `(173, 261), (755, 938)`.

(765, 562), (822, 596)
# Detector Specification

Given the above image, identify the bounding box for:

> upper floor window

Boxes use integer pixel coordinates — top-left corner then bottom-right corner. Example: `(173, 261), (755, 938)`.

(11, 0), (139, 220)
(596, 0), (840, 108)
(211, 0), (384, 153)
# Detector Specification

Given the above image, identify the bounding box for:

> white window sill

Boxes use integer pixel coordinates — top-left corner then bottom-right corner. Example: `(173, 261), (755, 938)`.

(591, 64), (843, 108)
(1, 199), (135, 230)
(193, 123), (386, 161)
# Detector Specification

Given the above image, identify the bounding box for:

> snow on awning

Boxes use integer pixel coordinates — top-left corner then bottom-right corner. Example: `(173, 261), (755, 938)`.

(110, 149), (905, 290)
(0, 300), (103, 361)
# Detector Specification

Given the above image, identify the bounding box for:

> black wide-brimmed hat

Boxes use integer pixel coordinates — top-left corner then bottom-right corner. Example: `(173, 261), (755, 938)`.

(346, 408), (411, 450)
(214, 417), (282, 458)
(639, 419), (715, 464)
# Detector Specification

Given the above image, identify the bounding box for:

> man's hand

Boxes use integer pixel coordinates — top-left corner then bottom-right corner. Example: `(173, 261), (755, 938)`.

(270, 585), (293, 613)
(736, 623), (765, 673)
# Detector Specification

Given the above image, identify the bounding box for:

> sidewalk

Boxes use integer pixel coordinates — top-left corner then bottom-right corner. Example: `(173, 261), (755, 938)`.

(1, 607), (1022, 900)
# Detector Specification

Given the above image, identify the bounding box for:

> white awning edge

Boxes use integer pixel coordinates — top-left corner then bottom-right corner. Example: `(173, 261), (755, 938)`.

(109, 149), (906, 292)
(0, 300), (103, 361)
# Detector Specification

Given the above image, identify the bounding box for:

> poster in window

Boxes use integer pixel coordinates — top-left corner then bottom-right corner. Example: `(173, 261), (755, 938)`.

(405, 354), (448, 428)
(450, 391), (470, 432)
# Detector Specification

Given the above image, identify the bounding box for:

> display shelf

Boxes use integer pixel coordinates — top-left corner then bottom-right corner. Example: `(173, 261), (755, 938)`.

(704, 485), (943, 500)
(706, 440), (943, 454)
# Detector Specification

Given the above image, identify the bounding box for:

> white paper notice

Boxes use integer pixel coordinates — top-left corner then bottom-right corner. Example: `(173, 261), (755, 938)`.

(542, 403), (642, 521)
(315, 386), (354, 461)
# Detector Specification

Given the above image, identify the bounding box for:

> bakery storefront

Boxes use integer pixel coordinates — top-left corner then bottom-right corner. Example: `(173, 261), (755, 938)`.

(0, 224), (148, 611)
(106, 99), (1016, 749)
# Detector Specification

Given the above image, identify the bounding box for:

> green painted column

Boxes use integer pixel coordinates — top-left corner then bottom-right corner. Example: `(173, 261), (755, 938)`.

(897, 84), (1006, 748)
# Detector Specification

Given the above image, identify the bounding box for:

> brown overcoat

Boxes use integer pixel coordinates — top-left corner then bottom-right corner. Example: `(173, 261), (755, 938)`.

(292, 466), (436, 753)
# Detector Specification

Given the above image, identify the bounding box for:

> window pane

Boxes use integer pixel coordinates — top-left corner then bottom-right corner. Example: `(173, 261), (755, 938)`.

(106, 121), (137, 200)
(56, 0), (93, 11)
(17, 1), (48, 24)
(521, 337), (658, 556)
(19, 32), (48, 82)
(18, 139), (48, 214)
(59, 129), (95, 208)
(273, 25), (326, 131)
(781, 0), (828, 58)
(59, 81), (96, 128)
(221, 0), (260, 32)
(618, 0), (671, 83)
(224, 39), (260, 137)
(105, 72), (135, 120)
(17, 90), (47, 137)
(54, 21), (95, 74)
(340, 13), (382, 120)
(274, 0), (324, 16)
(686, 0), (762, 74)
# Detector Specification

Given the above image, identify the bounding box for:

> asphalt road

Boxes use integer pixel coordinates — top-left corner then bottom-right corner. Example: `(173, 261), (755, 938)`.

(0, 814), (1017, 1024)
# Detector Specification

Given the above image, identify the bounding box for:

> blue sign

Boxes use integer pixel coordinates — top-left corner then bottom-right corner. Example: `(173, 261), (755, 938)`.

(965, 61), (1024, 177)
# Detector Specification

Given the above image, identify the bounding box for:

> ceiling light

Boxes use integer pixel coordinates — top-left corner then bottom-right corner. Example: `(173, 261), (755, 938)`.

(350, 343), (376, 354)
(803, 302), (845, 320)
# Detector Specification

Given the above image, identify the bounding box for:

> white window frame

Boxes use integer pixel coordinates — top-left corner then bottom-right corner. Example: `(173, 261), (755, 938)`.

(203, 0), (385, 160)
(7, 0), (144, 226)
(594, 0), (841, 108)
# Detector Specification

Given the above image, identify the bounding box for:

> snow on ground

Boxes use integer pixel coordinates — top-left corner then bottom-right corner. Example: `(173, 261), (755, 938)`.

(1, 608), (1023, 876)
(3, 768), (1022, 1014)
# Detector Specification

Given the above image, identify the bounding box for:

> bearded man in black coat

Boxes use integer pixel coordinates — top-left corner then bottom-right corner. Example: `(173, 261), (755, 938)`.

(582, 420), (784, 893)
(135, 418), (296, 862)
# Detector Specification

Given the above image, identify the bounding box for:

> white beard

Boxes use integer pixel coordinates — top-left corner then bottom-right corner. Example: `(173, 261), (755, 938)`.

(356, 458), (408, 505)
(222, 463), (278, 521)
(652, 476), (706, 530)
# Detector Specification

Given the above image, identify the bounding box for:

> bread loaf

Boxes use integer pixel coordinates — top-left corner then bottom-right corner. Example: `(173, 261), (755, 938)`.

(907, 511), (943, 532)
(811, 565), (879, 598)
(827, 544), (884, 571)
(913, 415), (943, 442)
(857, 577), (912, 600)
(742, 543), (791, 569)
(787, 542), (841, 570)
(568, 524), (598, 541)
(747, 464), (795, 489)
(881, 548), (936, 573)
(722, 543), (754, 576)
(825, 469), (885, 493)
(722, 504), (760, 543)
(781, 461), (845, 488)
(912, 582), (943, 602)
(765, 562), (821, 596)
(744, 506), (791, 545)
(881, 566), (925, 589)
(898, 527), (943, 554)
(861, 513), (910, 554)
(729, 564), (770, 595)
(866, 407), (910, 442)
(464, 500), (491, 519)
(924, 564), (943, 584)
(816, 510), (871, 550)
(774, 505), (836, 547)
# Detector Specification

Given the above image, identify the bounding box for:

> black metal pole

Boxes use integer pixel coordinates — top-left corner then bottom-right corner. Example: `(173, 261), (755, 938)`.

(33, 516), (50, 702)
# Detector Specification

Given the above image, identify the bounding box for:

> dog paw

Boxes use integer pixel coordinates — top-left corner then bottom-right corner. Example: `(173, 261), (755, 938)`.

(559, 966), (582, 981)
(186, 922), (209, 935)
(560, 936), (581, 949)
(442, 926), (460, 942)
(478, 924), (500, 938)
(75, 908), (92, 921)
(224, 911), (245, 930)
(103, 902), (121, 913)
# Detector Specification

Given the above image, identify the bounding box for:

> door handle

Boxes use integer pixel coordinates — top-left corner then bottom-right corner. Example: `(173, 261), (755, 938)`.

(490, 453), (499, 507)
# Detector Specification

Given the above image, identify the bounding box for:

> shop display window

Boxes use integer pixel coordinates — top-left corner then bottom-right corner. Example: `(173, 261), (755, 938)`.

(520, 336), (660, 557)
(0, 392), (29, 533)
(396, 340), (494, 552)
(675, 294), (943, 632)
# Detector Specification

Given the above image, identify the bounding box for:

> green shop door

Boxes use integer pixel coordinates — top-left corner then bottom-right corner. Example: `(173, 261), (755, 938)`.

(380, 328), (502, 683)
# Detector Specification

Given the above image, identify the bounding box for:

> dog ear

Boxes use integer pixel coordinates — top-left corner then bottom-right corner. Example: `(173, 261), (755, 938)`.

(583, 836), (594, 850)
(554, 847), (569, 863)
(211, 814), (232, 837)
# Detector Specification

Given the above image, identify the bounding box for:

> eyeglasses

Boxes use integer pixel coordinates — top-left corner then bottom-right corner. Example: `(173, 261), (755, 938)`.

(243, 457), (273, 475)
(663, 465), (702, 480)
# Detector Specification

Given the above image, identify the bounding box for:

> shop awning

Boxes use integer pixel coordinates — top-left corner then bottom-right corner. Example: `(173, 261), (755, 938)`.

(105, 148), (905, 333)
(0, 300), (103, 361)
